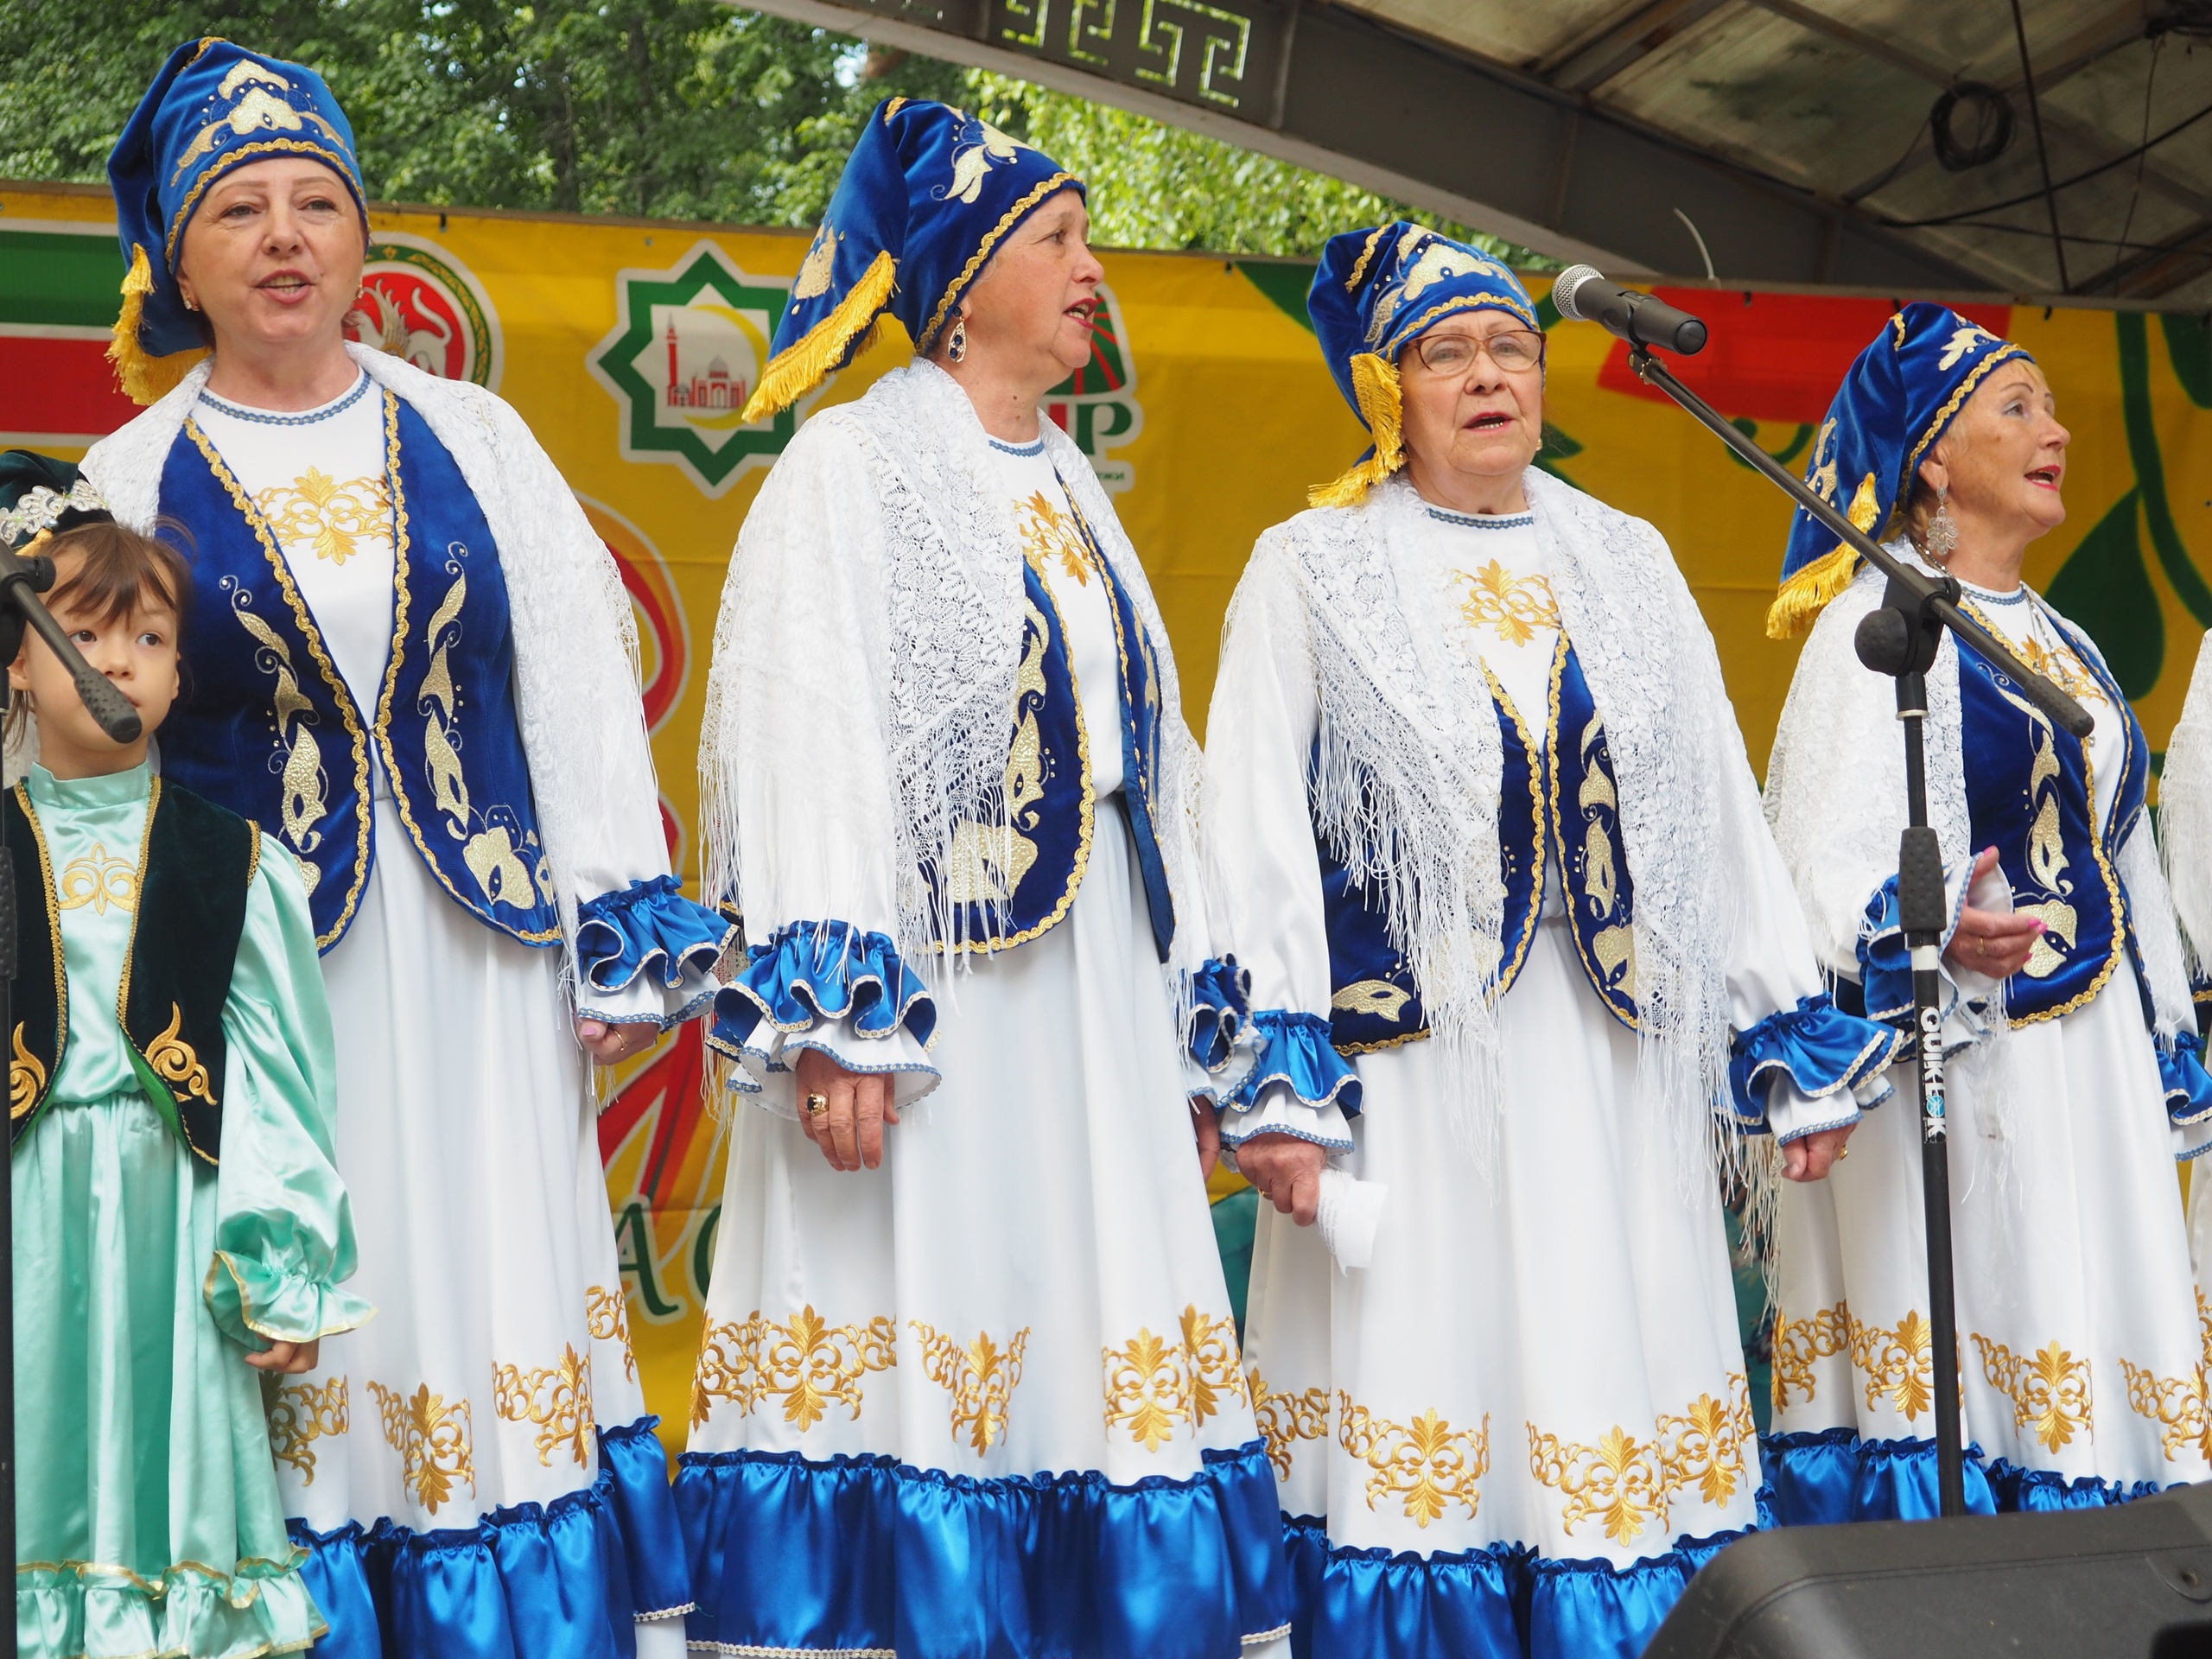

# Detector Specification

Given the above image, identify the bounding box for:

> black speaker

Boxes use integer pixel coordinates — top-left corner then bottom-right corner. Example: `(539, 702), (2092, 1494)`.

(1648, 1483), (2212, 1658)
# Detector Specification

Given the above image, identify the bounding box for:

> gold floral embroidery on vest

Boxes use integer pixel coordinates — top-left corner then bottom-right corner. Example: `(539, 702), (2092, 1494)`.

(1249, 1368), (1330, 1480)
(145, 1005), (216, 1105)
(912, 1320), (1029, 1452)
(10, 1025), (45, 1120)
(493, 1343), (595, 1468)
(1971, 1334), (2093, 1453)
(229, 589), (326, 877)
(265, 1375), (349, 1484)
(364, 1380), (475, 1515)
(1529, 1375), (1756, 1545)
(1341, 1396), (1490, 1528)
(941, 599), (1050, 908)
(586, 1284), (639, 1383)
(690, 1306), (898, 1433)
(1452, 559), (1559, 647)
(56, 842), (138, 916)
(1018, 490), (1096, 588)
(253, 468), (393, 567)
(2117, 1354), (2210, 1462)
(1849, 1308), (1936, 1422)
(1771, 1301), (1850, 1412)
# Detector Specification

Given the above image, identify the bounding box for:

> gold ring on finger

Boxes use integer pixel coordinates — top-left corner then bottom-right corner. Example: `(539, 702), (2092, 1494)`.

(805, 1091), (830, 1116)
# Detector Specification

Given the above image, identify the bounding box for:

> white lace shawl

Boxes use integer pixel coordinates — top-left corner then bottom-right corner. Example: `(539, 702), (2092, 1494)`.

(1264, 469), (1746, 1180)
(700, 359), (1210, 996)
(1764, 552), (2193, 1039)
(2160, 628), (2212, 980)
(80, 345), (667, 974)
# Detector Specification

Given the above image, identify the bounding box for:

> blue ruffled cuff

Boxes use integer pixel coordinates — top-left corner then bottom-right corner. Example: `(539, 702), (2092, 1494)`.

(1857, 868), (1974, 1027)
(1228, 1009), (1362, 1118)
(575, 876), (733, 1027)
(1727, 993), (1901, 1131)
(1186, 956), (1251, 1073)
(708, 919), (938, 1098)
(2160, 1030), (2212, 1130)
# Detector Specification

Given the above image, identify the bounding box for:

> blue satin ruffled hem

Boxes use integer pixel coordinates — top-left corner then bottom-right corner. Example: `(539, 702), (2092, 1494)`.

(1187, 955), (1252, 1073)
(673, 1439), (1292, 1659)
(1726, 993), (1901, 1125)
(290, 1415), (691, 1659)
(1764, 1427), (1999, 1523)
(1986, 1458), (2171, 1510)
(1280, 1509), (1760, 1659)
(575, 876), (733, 1003)
(2160, 1030), (2212, 1128)
(1229, 1010), (1363, 1116)
(709, 918), (937, 1061)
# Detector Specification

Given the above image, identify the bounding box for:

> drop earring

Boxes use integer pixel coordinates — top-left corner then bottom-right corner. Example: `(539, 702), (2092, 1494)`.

(947, 315), (968, 364)
(1924, 483), (1959, 560)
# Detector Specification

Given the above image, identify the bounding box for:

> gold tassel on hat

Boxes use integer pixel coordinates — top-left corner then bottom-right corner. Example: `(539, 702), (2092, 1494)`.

(1309, 352), (1405, 509)
(107, 245), (208, 407)
(1764, 471), (1885, 639)
(741, 249), (898, 425)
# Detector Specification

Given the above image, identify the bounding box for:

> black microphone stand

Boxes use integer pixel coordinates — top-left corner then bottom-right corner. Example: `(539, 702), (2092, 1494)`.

(0, 539), (143, 1657)
(1621, 340), (2092, 1521)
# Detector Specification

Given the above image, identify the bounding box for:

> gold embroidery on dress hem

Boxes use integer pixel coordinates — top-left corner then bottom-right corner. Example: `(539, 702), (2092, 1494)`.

(253, 468), (394, 568)
(1849, 1308), (1936, 1423)
(1249, 1368), (1330, 1480)
(364, 1380), (475, 1515)
(493, 1343), (595, 1468)
(10, 1025), (45, 1120)
(690, 1306), (898, 1433)
(914, 1320), (1029, 1452)
(1772, 1302), (1850, 1412)
(1101, 1306), (1248, 1452)
(586, 1284), (639, 1383)
(265, 1375), (349, 1484)
(145, 1005), (216, 1105)
(1341, 1395), (1490, 1528)
(1452, 559), (1559, 647)
(1528, 1374), (1755, 1545)
(1970, 1333), (2094, 1454)
(56, 842), (139, 916)
(2117, 1354), (2210, 1463)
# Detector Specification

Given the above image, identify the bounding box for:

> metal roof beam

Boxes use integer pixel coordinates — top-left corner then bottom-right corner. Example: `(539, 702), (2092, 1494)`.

(726, 0), (1986, 289)
(1540, 0), (1734, 95)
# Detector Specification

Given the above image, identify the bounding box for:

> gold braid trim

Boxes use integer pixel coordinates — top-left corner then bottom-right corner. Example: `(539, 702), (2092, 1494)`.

(917, 172), (1078, 355)
(741, 248), (898, 425)
(1309, 353), (1403, 508)
(109, 244), (209, 408)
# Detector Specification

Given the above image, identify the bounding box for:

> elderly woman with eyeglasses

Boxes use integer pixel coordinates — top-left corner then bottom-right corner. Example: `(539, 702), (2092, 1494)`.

(1199, 226), (1898, 1658)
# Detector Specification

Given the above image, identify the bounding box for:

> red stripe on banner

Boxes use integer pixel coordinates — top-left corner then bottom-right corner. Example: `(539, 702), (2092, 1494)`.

(0, 335), (137, 441)
(1597, 293), (2016, 425)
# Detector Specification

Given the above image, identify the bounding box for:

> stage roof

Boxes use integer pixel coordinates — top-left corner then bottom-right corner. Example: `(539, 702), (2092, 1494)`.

(738, 0), (2212, 303)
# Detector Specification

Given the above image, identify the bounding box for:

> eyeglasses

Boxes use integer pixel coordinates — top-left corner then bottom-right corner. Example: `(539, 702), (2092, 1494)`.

(1406, 329), (1545, 375)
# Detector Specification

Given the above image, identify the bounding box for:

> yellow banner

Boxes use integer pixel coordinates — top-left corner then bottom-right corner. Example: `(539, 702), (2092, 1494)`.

(8, 181), (2212, 1452)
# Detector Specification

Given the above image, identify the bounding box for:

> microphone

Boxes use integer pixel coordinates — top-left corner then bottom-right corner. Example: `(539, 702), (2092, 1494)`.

(1552, 265), (1709, 355)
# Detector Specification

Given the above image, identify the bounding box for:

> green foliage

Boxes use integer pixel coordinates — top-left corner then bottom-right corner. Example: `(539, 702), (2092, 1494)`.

(0, 3), (1535, 257)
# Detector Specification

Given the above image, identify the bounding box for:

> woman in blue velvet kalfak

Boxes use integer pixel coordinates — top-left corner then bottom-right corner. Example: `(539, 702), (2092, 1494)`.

(1763, 304), (2212, 1518)
(1198, 225), (1900, 1659)
(80, 39), (726, 1659)
(682, 98), (1290, 1659)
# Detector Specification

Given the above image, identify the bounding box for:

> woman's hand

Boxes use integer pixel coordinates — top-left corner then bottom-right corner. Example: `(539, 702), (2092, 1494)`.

(795, 1046), (899, 1172)
(576, 1018), (657, 1065)
(1192, 1096), (1222, 1180)
(1782, 1122), (1854, 1182)
(245, 1338), (321, 1375)
(1942, 847), (2044, 981)
(1238, 1132), (1329, 1226)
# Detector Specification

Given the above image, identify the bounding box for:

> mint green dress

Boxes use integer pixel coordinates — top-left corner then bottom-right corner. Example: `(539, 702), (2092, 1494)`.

(11, 762), (372, 1659)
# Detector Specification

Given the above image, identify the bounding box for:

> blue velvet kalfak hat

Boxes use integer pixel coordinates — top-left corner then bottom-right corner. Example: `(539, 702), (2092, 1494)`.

(743, 97), (1082, 423)
(1306, 222), (1538, 506)
(106, 38), (367, 406)
(1770, 301), (2032, 638)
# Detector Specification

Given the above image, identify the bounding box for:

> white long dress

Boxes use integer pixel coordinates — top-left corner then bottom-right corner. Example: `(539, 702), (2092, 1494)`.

(678, 367), (1289, 1659)
(2152, 626), (2212, 1291)
(1764, 556), (2212, 1517)
(84, 350), (711, 1659)
(1205, 485), (1885, 1659)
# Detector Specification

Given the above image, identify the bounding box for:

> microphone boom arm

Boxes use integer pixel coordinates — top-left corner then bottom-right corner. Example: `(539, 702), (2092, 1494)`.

(1624, 344), (2093, 740)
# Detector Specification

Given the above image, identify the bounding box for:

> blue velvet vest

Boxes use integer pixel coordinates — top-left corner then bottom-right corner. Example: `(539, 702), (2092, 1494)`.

(922, 470), (1177, 961)
(1955, 612), (2145, 1025)
(1319, 634), (1638, 1052)
(156, 391), (561, 951)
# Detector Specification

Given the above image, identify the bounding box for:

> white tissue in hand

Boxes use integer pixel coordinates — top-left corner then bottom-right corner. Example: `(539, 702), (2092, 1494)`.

(1316, 1168), (1387, 1270)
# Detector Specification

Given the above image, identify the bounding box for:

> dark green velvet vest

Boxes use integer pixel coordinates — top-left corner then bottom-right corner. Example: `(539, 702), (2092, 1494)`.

(7, 777), (259, 1165)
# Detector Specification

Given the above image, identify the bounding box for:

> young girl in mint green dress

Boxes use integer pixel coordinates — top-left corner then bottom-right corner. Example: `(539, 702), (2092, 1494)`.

(2, 454), (369, 1659)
